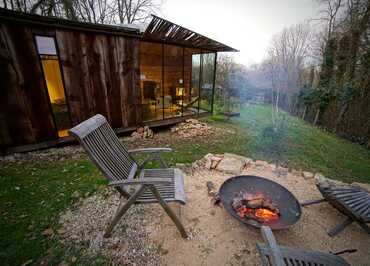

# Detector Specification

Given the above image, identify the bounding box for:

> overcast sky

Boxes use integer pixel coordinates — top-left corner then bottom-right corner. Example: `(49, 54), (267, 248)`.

(161, 0), (320, 66)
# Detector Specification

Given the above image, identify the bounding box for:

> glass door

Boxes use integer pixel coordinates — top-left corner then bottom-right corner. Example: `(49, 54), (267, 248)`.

(200, 52), (216, 113)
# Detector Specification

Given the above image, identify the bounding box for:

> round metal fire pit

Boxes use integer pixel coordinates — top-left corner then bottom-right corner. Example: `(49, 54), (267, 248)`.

(219, 175), (301, 230)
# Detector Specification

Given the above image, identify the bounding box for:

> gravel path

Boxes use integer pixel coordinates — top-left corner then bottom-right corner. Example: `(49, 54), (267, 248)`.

(57, 155), (370, 265)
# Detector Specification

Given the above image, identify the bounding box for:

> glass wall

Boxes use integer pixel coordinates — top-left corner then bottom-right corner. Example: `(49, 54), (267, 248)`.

(139, 42), (216, 121)
(139, 42), (163, 121)
(35, 35), (71, 138)
(184, 48), (201, 116)
(164, 44), (183, 119)
(200, 53), (216, 112)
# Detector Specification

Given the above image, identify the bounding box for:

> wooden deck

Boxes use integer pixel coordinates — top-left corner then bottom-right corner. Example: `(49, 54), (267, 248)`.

(2, 112), (211, 155)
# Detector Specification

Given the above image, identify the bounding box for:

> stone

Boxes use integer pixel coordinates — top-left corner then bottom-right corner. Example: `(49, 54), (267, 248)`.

(210, 155), (223, 169)
(314, 173), (326, 184)
(192, 162), (199, 169)
(203, 153), (214, 170)
(302, 171), (314, 179)
(291, 169), (301, 176)
(276, 166), (288, 176)
(254, 160), (267, 167)
(216, 153), (250, 174)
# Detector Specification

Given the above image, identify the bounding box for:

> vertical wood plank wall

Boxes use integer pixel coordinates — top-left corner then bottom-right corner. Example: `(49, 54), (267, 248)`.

(0, 22), (141, 150)
(0, 22), (57, 148)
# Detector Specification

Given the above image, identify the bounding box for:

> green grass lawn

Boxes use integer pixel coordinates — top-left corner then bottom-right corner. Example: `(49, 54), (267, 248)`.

(1, 103), (369, 265)
(220, 104), (370, 183)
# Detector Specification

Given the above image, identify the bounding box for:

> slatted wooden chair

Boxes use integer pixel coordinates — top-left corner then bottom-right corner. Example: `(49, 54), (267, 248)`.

(69, 114), (188, 238)
(257, 226), (352, 266)
(302, 182), (370, 237)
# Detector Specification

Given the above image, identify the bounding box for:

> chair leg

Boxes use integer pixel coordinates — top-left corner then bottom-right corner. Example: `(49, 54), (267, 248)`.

(327, 217), (353, 237)
(149, 185), (188, 238)
(104, 185), (146, 238)
(300, 198), (327, 207)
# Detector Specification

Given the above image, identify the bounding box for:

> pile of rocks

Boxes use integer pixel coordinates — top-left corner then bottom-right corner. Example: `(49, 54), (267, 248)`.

(171, 119), (213, 138)
(131, 126), (154, 139)
(193, 153), (252, 175)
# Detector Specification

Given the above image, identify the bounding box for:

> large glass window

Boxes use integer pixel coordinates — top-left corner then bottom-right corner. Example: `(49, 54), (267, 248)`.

(200, 52), (216, 112)
(164, 45), (183, 119)
(139, 43), (216, 121)
(35, 36), (71, 138)
(183, 48), (200, 116)
(139, 42), (163, 121)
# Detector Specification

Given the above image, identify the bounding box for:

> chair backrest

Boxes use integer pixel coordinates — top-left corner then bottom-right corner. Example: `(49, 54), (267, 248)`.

(69, 114), (137, 182)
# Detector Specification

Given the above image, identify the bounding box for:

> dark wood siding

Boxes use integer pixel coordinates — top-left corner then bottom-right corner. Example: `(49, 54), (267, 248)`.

(56, 29), (141, 129)
(0, 22), (141, 150)
(0, 22), (56, 149)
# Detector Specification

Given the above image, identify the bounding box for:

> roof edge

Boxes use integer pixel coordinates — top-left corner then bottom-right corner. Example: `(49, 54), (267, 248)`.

(0, 8), (141, 37)
(143, 14), (239, 52)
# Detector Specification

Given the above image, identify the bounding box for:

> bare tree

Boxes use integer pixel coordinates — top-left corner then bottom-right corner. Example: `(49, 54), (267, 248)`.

(260, 22), (314, 131)
(316, 0), (344, 39)
(266, 22), (314, 113)
(1, 0), (162, 25)
(116, 0), (160, 24)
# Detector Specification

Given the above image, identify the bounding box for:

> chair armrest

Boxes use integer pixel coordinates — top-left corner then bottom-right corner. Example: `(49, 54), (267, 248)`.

(108, 178), (172, 187)
(128, 147), (173, 154)
(260, 226), (285, 266)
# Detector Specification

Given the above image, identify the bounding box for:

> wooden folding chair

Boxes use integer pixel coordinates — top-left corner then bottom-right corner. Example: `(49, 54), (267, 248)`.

(257, 226), (352, 266)
(69, 114), (187, 238)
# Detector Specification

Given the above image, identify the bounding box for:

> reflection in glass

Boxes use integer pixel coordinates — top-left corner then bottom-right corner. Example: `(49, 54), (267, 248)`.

(139, 43), (216, 121)
(139, 42), (163, 121)
(200, 53), (216, 112)
(183, 48), (200, 116)
(164, 45), (183, 118)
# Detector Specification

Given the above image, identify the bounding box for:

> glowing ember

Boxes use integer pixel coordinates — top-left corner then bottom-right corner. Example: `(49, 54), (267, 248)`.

(255, 208), (279, 220)
(232, 191), (280, 222)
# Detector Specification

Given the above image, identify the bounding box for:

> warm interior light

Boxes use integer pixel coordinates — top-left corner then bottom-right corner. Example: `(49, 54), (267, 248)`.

(176, 87), (184, 96)
(42, 59), (65, 104)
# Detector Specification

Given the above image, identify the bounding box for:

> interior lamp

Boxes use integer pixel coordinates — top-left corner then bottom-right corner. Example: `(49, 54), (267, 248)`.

(176, 87), (184, 96)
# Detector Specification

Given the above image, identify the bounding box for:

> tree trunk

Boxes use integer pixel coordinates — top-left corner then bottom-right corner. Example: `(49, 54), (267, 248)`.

(302, 106), (307, 120)
(333, 104), (348, 133)
(313, 108), (320, 126)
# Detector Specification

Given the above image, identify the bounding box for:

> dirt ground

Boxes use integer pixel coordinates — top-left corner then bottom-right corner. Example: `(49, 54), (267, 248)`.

(149, 164), (370, 266)
(58, 156), (370, 266)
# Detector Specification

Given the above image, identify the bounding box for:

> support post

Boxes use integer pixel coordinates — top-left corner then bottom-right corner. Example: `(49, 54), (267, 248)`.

(300, 198), (327, 207)
(211, 52), (217, 114)
(327, 217), (353, 237)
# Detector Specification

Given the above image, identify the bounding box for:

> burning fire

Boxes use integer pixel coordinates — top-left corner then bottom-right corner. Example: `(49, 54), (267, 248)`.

(255, 208), (279, 220)
(232, 191), (280, 222)
(236, 207), (279, 221)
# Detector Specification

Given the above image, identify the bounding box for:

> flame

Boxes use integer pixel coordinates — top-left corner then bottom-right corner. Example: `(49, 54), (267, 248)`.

(255, 208), (279, 221)
(236, 207), (279, 221)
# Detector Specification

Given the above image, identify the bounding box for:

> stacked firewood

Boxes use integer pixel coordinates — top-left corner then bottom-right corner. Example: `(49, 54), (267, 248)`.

(171, 119), (213, 138)
(131, 126), (154, 139)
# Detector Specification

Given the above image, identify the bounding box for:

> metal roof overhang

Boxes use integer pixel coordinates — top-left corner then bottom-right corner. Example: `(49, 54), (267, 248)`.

(142, 15), (238, 52)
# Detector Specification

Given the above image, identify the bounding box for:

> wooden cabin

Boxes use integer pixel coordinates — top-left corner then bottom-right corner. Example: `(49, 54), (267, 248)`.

(0, 9), (237, 153)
